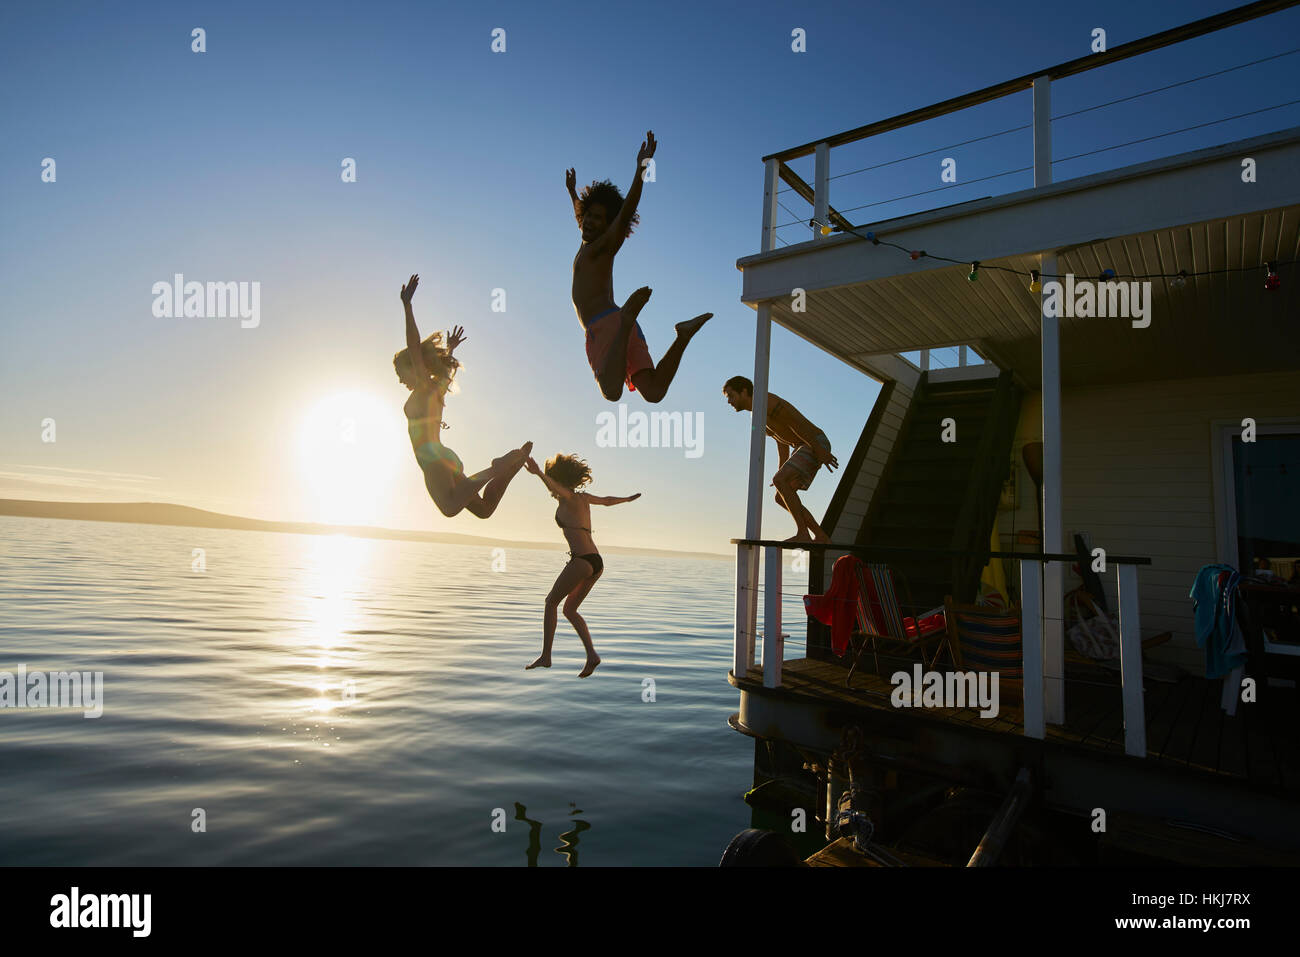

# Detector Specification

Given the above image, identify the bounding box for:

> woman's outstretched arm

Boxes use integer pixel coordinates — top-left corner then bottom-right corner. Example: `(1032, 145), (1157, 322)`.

(401, 274), (429, 381)
(585, 493), (641, 506)
(524, 457), (574, 499)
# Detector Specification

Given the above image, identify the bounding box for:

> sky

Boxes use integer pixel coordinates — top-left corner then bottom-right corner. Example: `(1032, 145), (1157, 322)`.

(2, 0), (1298, 554)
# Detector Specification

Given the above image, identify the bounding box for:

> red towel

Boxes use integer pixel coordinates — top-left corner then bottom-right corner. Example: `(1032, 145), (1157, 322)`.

(803, 555), (865, 657)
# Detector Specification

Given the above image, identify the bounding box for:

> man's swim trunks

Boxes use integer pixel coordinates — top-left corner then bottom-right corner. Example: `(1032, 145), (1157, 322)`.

(584, 306), (653, 392)
(774, 431), (830, 491)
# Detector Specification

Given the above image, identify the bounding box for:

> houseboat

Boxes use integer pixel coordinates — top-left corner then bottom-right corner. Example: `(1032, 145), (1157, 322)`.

(722, 0), (1300, 866)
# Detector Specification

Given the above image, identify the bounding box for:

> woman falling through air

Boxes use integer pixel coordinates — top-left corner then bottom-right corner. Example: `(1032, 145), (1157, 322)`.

(524, 453), (639, 677)
(396, 274), (531, 517)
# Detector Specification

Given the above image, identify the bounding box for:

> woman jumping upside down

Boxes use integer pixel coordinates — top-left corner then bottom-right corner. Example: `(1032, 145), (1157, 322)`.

(523, 453), (639, 677)
(396, 274), (531, 518)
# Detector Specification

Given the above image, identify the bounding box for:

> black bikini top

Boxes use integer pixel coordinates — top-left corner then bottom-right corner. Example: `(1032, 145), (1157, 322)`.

(555, 509), (591, 533)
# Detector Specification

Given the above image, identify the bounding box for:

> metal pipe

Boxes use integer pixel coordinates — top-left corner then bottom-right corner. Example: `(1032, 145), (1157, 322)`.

(968, 768), (1034, 867)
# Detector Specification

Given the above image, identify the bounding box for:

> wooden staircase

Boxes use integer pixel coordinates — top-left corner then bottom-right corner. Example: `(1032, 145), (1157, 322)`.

(858, 370), (1021, 612)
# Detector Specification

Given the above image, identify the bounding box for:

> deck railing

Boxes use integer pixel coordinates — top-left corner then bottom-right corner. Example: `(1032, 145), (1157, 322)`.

(757, 0), (1299, 254)
(731, 539), (1153, 757)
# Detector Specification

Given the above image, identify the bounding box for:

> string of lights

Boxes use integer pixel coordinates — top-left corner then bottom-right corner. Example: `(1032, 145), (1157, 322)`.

(807, 218), (1294, 292)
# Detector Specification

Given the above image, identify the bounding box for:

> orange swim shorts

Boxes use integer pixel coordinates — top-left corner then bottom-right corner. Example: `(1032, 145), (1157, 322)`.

(584, 307), (653, 392)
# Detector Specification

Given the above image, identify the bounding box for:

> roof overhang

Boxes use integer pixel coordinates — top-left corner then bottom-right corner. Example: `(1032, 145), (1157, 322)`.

(737, 129), (1300, 388)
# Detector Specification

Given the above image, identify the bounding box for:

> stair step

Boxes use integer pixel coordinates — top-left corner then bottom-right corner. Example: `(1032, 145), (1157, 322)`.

(923, 378), (1001, 396)
(913, 391), (995, 410)
(890, 463), (977, 484)
(896, 442), (979, 463)
(879, 496), (965, 512)
(867, 529), (952, 549)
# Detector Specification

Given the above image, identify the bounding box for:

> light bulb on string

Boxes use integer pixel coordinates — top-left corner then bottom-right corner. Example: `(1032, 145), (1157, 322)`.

(1028, 270), (1041, 294)
(968, 261), (980, 281)
(1171, 270), (1187, 290)
(1265, 262), (1281, 291)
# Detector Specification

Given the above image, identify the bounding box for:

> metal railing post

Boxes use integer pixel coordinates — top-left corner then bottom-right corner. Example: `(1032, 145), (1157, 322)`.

(813, 142), (830, 240)
(1117, 563), (1147, 756)
(1020, 559), (1045, 739)
(762, 546), (783, 688)
(734, 544), (756, 677)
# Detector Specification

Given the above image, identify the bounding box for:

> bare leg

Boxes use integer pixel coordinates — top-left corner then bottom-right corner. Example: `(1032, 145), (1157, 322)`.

(594, 287), (652, 401)
(774, 477), (829, 543)
(563, 566), (603, 677)
(630, 309), (713, 403)
(463, 442), (532, 519)
(528, 558), (592, 670)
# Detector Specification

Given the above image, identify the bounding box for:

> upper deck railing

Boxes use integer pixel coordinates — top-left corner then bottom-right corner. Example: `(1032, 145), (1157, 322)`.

(757, 0), (1300, 254)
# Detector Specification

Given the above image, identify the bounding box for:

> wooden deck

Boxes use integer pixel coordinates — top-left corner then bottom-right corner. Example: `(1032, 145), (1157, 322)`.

(731, 656), (1300, 798)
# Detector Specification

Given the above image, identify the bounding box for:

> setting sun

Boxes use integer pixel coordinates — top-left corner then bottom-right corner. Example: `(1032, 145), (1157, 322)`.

(296, 390), (406, 526)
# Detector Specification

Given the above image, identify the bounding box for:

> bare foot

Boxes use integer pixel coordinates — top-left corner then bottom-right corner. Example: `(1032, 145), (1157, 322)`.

(495, 441), (532, 472)
(675, 313), (712, 341)
(526, 654), (551, 670)
(623, 286), (652, 323)
(578, 654), (601, 678)
(785, 531), (813, 543)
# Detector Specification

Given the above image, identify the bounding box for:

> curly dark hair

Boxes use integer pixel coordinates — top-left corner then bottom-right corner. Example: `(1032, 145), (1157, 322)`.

(578, 179), (639, 238)
(393, 332), (460, 388)
(545, 453), (593, 492)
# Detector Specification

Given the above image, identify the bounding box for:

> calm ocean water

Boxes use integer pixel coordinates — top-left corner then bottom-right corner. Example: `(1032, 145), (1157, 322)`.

(0, 516), (797, 866)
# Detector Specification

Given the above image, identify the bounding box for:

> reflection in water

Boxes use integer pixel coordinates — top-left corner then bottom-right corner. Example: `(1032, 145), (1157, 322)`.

(0, 518), (754, 865)
(297, 535), (374, 717)
(514, 802), (543, 867)
(514, 801), (591, 867)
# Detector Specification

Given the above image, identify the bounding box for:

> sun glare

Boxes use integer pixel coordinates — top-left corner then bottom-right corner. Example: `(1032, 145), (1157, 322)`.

(296, 390), (405, 526)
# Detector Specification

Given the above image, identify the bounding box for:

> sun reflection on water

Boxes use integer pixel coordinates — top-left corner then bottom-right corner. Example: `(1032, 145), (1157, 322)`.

(292, 534), (375, 716)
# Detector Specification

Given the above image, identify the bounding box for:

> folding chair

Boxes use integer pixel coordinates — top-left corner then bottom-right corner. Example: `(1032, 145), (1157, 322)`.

(845, 563), (948, 688)
(944, 596), (1024, 708)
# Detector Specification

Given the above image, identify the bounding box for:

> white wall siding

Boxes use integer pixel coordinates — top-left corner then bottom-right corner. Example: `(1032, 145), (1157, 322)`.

(833, 383), (912, 537)
(1005, 370), (1300, 674)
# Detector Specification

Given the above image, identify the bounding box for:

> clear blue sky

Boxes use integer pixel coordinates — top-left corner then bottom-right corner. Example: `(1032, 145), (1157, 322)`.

(2, 0), (1297, 552)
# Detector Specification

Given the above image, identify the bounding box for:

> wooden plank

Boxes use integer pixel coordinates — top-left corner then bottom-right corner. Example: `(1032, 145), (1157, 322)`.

(1180, 679), (1228, 774)
(1153, 676), (1197, 760)
(1217, 705), (1250, 781)
(1134, 677), (1180, 757)
(1101, 811), (1300, 866)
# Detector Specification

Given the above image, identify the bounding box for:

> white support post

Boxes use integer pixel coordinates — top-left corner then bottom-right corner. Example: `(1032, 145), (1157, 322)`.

(762, 546), (784, 688)
(959, 345), (968, 367)
(1117, 564), (1147, 757)
(813, 142), (830, 241)
(920, 349), (930, 371)
(1032, 75), (1052, 187)
(733, 544), (756, 677)
(1040, 249), (1064, 725)
(761, 157), (779, 254)
(1019, 559), (1045, 739)
(737, 158), (779, 682)
(740, 302), (773, 679)
(1221, 665), (1243, 715)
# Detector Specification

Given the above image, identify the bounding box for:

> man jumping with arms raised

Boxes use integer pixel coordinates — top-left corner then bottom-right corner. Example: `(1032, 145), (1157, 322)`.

(567, 130), (712, 401)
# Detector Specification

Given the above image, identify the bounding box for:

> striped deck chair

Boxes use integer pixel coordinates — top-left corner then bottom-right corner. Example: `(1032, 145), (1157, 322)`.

(845, 563), (947, 688)
(943, 597), (1023, 707)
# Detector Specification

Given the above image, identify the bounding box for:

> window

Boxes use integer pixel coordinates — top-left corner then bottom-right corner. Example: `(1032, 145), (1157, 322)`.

(1230, 431), (1300, 580)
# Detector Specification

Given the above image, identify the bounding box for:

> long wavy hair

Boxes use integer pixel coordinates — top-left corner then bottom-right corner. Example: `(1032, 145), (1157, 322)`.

(393, 332), (460, 391)
(544, 453), (593, 494)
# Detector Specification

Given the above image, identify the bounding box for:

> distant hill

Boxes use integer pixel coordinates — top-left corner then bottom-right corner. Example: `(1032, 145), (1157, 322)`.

(0, 499), (728, 562)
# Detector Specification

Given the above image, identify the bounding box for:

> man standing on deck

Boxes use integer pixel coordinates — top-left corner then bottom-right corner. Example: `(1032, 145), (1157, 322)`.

(723, 376), (838, 542)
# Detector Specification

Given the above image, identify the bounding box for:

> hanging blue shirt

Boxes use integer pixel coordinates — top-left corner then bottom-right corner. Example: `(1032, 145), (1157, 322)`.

(1189, 563), (1247, 679)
